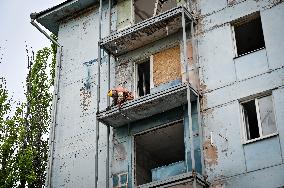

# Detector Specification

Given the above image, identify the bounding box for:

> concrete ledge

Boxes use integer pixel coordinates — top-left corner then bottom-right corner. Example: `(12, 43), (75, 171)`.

(100, 6), (194, 56)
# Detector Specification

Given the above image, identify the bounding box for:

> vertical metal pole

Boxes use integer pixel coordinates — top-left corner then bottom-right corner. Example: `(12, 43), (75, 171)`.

(106, 0), (112, 187)
(182, 8), (189, 83)
(30, 19), (62, 188)
(95, 0), (102, 187)
(46, 46), (62, 188)
(191, 20), (199, 90)
(197, 95), (205, 174)
(182, 8), (196, 188)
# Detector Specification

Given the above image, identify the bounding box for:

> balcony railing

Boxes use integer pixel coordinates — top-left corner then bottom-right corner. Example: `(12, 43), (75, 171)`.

(138, 172), (209, 188)
(100, 6), (194, 56)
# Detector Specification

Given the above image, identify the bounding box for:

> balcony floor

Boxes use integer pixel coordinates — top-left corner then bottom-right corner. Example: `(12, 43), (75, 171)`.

(97, 83), (197, 128)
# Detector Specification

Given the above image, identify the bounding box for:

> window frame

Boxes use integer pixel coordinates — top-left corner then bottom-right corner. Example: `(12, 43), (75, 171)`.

(134, 56), (154, 98)
(240, 94), (278, 144)
(231, 12), (266, 58)
(132, 119), (185, 186)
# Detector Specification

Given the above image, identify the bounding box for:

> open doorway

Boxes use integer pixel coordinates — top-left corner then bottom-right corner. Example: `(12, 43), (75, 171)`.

(134, 0), (177, 23)
(137, 60), (151, 97)
(135, 121), (185, 185)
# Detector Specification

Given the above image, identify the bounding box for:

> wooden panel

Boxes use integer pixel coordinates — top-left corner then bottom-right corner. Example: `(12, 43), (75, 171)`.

(153, 46), (181, 87)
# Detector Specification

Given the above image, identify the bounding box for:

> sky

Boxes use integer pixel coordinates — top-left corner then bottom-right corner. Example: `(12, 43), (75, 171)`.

(0, 0), (65, 102)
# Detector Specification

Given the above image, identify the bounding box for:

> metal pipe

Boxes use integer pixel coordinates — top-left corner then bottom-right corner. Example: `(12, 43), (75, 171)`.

(182, 8), (197, 188)
(106, 1), (112, 187)
(47, 46), (62, 188)
(30, 20), (61, 47)
(189, 13), (197, 188)
(190, 20), (199, 91)
(30, 19), (62, 188)
(95, 0), (103, 187)
(181, 8), (189, 83)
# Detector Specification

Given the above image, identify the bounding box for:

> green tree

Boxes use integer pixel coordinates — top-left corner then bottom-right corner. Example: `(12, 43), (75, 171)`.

(0, 36), (57, 188)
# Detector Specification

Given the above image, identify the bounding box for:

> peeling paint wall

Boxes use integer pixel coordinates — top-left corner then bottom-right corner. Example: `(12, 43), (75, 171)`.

(198, 0), (284, 187)
(50, 0), (284, 187)
(51, 2), (115, 187)
(115, 31), (182, 94)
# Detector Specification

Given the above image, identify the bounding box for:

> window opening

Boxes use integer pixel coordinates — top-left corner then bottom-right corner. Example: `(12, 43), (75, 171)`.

(242, 100), (260, 140)
(233, 15), (265, 56)
(137, 60), (150, 97)
(135, 122), (185, 185)
(134, 0), (177, 23)
(241, 95), (277, 141)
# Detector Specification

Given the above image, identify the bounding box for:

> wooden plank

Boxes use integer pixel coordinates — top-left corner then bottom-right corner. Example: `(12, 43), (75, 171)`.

(153, 45), (181, 86)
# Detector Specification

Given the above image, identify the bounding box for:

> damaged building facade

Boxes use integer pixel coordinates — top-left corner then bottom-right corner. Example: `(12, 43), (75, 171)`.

(31, 0), (284, 187)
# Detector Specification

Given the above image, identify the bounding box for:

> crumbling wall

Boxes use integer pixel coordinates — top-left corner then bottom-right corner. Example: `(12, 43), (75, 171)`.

(115, 32), (181, 94)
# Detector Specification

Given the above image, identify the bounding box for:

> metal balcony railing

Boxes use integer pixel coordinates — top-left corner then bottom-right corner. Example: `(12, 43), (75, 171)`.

(100, 6), (194, 56)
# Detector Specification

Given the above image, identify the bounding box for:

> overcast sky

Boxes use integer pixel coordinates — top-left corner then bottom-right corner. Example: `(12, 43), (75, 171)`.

(0, 0), (65, 102)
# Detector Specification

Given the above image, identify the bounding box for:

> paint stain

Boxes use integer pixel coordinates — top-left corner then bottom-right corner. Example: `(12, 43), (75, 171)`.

(200, 82), (207, 93)
(80, 87), (92, 113)
(203, 140), (218, 167)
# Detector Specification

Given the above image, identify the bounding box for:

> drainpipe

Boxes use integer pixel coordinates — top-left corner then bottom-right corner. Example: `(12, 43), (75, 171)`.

(181, 8), (197, 188)
(30, 17), (62, 188)
(106, 0), (112, 188)
(95, 0), (103, 187)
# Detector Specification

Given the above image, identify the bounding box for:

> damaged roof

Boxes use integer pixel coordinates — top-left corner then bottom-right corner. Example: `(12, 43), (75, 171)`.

(30, 0), (97, 35)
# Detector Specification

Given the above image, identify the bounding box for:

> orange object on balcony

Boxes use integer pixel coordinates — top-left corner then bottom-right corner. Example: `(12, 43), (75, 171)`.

(108, 86), (134, 107)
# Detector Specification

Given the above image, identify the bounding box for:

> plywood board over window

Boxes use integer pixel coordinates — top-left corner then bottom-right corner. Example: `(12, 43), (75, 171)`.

(153, 46), (181, 87)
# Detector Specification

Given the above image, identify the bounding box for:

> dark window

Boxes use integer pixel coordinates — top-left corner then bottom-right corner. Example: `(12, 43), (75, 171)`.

(137, 60), (150, 97)
(242, 100), (260, 140)
(234, 16), (265, 56)
(135, 122), (185, 185)
(241, 95), (277, 141)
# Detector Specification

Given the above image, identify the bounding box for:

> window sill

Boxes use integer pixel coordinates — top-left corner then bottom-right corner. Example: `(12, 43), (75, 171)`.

(234, 47), (265, 59)
(243, 132), (278, 145)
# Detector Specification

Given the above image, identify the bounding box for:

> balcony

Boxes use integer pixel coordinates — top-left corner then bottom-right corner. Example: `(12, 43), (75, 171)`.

(138, 172), (209, 188)
(97, 83), (198, 128)
(100, 6), (194, 56)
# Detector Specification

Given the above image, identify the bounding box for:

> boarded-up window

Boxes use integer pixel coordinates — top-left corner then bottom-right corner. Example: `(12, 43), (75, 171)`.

(153, 46), (181, 87)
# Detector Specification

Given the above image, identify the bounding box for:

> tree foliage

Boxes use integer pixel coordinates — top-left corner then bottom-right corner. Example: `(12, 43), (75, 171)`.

(0, 36), (57, 188)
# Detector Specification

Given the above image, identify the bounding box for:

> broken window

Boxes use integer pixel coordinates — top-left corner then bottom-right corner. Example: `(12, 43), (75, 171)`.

(137, 60), (150, 97)
(134, 0), (177, 23)
(233, 14), (265, 56)
(241, 95), (277, 141)
(135, 122), (185, 185)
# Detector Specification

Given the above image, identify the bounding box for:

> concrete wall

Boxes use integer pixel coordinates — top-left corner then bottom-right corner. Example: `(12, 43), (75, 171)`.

(198, 0), (284, 187)
(51, 2), (115, 187)
(50, 0), (284, 187)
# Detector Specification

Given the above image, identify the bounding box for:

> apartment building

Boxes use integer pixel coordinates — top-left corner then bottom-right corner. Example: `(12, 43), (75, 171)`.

(30, 0), (284, 187)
